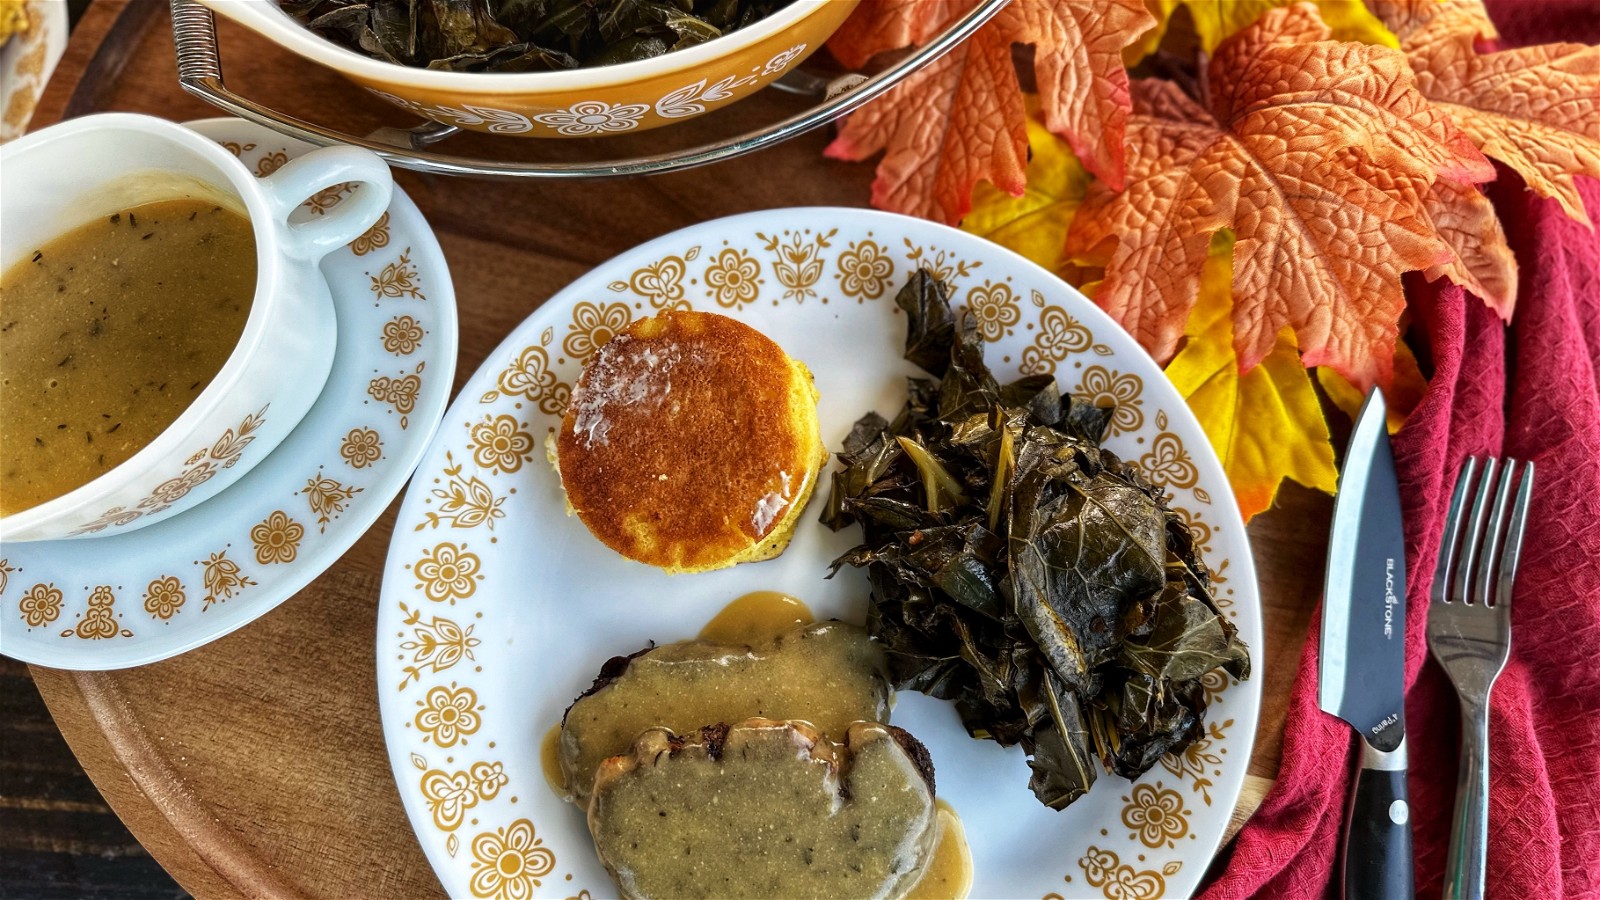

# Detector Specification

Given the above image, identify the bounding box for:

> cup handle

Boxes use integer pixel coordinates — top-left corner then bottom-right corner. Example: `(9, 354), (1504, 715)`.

(257, 146), (394, 260)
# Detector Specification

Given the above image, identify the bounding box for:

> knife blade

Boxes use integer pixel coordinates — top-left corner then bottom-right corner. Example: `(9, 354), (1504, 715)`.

(1321, 387), (1414, 899)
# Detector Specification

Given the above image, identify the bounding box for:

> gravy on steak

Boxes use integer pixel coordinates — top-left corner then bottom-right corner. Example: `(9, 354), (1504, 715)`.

(556, 594), (889, 804)
(588, 719), (938, 900)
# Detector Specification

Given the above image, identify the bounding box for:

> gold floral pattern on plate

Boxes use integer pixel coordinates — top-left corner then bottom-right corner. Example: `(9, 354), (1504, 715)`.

(758, 228), (835, 302)
(704, 246), (763, 309)
(199, 550), (256, 609)
(18, 582), (62, 629)
(370, 249), (425, 301)
(1077, 846), (1180, 900)
(250, 510), (306, 565)
(469, 819), (556, 899)
(369, 363), (425, 429)
(414, 682), (483, 747)
(397, 601), (482, 689)
(411, 541), (483, 605)
(480, 331), (570, 415)
(1121, 782), (1190, 849)
(256, 150), (288, 177)
(142, 576), (186, 621)
(1020, 305), (1096, 375)
(1076, 366), (1144, 436)
(965, 280), (1020, 342)
(341, 427), (385, 470)
(61, 586), (132, 639)
(415, 451), (508, 534)
(1161, 719), (1231, 807)
(352, 210), (392, 256)
(0, 559), (13, 595)
(610, 250), (697, 311)
(562, 301), (631, 363)
(835, 236), (894, 302)
(384, 314), (426, 355)
(1139, 413), (1200, 491)
(303, 181), (353, 216)
(420, 760), (508, 831)
(468, 415), (536, 476)
(1201, 668), (1232, 708)
(302, 471), (364, 532)
(905, 238), (980, 284)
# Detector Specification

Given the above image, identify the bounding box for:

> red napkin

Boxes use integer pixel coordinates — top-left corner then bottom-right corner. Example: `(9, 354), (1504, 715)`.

(1201, 4), (1600, 897)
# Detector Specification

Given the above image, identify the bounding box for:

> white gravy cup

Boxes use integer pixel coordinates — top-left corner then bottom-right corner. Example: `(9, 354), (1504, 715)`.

(0, 113), (392, 542)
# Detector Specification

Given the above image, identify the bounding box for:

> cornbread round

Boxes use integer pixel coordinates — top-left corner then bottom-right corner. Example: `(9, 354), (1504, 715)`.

(556, 310), (823, 574)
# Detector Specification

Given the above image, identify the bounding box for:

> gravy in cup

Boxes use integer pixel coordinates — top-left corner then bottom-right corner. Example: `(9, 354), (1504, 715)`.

(0, 113), (393, 542)
(1, 200), (256, 515)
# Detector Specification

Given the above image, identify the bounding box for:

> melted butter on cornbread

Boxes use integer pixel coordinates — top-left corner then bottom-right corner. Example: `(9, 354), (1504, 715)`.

(555, 310), (825, 573)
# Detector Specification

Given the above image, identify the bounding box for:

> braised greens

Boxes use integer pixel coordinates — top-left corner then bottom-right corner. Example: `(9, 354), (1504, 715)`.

(279, 0), (795, 72)
(824, 270), (1251, 810)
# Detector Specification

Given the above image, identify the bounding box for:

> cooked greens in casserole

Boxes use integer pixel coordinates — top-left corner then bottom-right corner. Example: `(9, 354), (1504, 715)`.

(280, 0), (797, 72)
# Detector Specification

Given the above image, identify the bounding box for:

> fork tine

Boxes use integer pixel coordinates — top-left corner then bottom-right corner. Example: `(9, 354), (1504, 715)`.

(1470, 460), (1520, 607)
(1452, 457), (1500, 605)
(1493, 462), (1535, 612)
(1433, 457), (1480, 605)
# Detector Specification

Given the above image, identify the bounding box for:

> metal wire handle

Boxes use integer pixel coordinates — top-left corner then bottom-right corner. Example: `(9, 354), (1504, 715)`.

(169, 0), (1010, 179)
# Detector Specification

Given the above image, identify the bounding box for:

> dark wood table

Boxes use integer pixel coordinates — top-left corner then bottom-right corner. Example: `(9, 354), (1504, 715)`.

(2, 2), (1332, 896)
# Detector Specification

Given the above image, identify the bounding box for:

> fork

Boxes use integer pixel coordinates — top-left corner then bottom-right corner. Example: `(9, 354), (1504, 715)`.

(1427, 456), (1535, 900)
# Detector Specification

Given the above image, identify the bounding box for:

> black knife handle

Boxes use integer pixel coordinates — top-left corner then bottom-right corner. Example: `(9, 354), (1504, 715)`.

(1343, 735), (1414, 900)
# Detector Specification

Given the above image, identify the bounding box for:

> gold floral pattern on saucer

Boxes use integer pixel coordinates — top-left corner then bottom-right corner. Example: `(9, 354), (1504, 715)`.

(0, 119), (457, 669)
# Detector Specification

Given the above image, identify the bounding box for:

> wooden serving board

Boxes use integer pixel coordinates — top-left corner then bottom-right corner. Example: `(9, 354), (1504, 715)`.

(25, 3), (1331, 896)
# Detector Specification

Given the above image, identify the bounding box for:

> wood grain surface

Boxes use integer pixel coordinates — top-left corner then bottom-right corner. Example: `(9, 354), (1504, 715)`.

(20, 2), (1330, 896)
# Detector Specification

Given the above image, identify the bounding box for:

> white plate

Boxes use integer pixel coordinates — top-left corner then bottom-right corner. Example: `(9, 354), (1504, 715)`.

(377, 209), (1261, 900)
(0, 0), (67, 143)
(0, 119), (457, 670)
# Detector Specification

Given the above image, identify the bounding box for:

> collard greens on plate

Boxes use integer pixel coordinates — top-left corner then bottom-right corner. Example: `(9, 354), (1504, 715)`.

(825, 271), (1251, 810)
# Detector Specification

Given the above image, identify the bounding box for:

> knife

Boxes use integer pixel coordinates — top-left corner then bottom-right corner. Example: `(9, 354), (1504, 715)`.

(1320, 387), (1414, 899)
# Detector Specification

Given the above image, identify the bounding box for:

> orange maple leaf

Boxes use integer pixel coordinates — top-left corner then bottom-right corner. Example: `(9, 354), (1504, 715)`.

(1422, 177), (1518, 316)
(1064, 3), (1492, 392)
(1371, 0), (1600, 225)
(824, 0), (1155, 223)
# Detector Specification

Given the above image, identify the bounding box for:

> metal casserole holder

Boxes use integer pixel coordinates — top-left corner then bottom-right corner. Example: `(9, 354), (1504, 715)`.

(169, 0), (1011, 179)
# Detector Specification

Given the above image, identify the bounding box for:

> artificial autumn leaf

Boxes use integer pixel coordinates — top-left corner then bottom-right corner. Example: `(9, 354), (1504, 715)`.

(961, 103), (1091, 273)
(1166, 231), (1337, 520)
(826, 0), (1155, 222)
(1064, 3), (1493, 393)
(1125, 0), (1396, 64)
(1317, 336), (1427, 434)
(1422, 178), (1517, 316)
(1370, 0), (1600, 228)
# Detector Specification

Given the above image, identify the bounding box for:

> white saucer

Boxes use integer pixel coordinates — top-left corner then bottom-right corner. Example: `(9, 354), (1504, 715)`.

(0, 118), (458, 670)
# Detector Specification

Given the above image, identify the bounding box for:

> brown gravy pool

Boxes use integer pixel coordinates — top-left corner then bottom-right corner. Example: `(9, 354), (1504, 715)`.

(0, 198), (255, 515)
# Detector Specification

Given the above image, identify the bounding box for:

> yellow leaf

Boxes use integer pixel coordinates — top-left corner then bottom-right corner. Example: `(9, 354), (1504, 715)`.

(1165, 232), (1339, 520)
(1317, 339), (1427, 434)
(1127, 0), (1398, 63)
(961, 100), (1092, 273)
